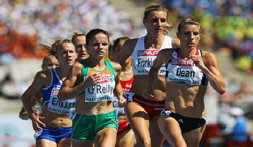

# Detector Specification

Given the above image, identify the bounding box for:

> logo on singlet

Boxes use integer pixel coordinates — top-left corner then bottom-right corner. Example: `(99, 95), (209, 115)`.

(52, 89), (59, 96)
(137, 50), (159, 56)
(172, 58), (194, 66)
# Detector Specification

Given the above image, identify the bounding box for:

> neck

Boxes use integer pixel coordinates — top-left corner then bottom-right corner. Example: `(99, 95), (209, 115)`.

(145, 34), (164, 49)
(178, 48), (197, 59)
(86, 57), (105, 70)
(57, 66), (70, 80)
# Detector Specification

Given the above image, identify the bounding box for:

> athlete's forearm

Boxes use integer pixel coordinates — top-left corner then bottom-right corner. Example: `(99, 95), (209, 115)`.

(147, 66), (159, 88)
(21, 94), (35, 118)
(202, 67), (226, 94)
(58, 82), (89, 101)
(114, 76), (124, 98)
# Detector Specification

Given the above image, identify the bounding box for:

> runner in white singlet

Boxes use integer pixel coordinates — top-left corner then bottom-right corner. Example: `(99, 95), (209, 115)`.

(116, 5), (180, 147)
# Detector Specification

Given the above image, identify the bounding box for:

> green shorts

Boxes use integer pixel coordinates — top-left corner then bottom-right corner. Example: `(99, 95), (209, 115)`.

(72, 111), (118, 141)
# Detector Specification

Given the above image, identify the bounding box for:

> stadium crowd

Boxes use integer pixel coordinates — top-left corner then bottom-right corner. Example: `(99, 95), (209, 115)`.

(159, 0), (253, 74)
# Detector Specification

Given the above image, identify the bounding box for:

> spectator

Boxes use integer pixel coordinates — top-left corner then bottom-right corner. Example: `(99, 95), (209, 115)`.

(229, 107), (248, 147)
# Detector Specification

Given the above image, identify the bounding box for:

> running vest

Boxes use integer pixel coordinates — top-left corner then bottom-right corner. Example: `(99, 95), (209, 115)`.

(42, 68), (76, 114)
(165, 49), (208, 85)
(131, 36), (172, 76)
(120, 76), (134, 93)
(78, 60), (116, 102)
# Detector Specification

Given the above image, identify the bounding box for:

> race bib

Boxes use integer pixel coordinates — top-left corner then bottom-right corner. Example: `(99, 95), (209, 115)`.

(84, 75), (115, 102)
(47, 97), (76, 114)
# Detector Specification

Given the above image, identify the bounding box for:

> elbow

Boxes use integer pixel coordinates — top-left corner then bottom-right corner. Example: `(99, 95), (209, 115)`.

(19, 109), (29, 120)
(218, 87), (226, 95)
(19, 114), (29, 120)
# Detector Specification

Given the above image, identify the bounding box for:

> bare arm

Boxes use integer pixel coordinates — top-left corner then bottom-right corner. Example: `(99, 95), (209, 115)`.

(172, 38), (180, 48)
(191, 51), (226, 94)
(19, 107), (29, 120)
(21, 71), (46, 130)
(115, 39), (136, 66)
(58, 62), (100, 101)
(111, 61), (126, 106)
(144, 49), (175, 98)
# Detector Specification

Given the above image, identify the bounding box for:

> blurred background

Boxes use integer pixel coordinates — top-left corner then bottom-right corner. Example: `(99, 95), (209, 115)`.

(0, 0), (253, 146)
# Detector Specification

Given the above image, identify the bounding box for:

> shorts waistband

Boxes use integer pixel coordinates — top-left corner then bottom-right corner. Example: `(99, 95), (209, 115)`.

(133, 94), (165, 106)
(76, 111), (115, 117)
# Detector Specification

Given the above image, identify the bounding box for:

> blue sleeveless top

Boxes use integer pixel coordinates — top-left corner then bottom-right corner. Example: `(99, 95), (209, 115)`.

(42, 68), (60, 105)
(42, 68), (76, 114)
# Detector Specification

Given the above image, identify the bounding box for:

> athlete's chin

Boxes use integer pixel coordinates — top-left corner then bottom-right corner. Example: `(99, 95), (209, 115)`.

(66, 60), (74, 66)
(154, 32), (162, 36)
(66, 63), (73, 67)
(79, 57), (88, 60)
(185, 46), (195, 51)
(96, 53), (105, 57)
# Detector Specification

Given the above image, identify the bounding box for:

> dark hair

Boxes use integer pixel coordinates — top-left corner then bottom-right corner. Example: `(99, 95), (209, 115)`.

(39, 40), (61, 56)
(112, 37), (129, 51)
(86, 29), (109, 45)
(71, 32), (86, 45)
(143, 5), (172, 32)
(177, 18), (202, 33)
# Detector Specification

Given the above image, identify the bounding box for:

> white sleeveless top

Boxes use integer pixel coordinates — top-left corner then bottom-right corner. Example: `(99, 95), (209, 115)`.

(165, 49), (208, 85)
(131, 36), (173, 76)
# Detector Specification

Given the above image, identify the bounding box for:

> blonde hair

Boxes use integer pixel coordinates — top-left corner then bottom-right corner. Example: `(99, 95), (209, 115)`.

(56, 39), (73, 53)
(71, 32), (86, 45)
(143, 5), (172, 34)
(177, 18), (202, 33)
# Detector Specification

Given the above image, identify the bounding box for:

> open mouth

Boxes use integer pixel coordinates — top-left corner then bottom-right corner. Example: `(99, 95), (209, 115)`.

(187, 43), (194, 47)
(97, 51), (104, 55)
(66, 59), (73, 63)
(155, 28), (162, 32)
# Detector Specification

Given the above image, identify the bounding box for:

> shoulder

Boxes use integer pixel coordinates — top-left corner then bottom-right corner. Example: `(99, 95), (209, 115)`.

(72, 61), (83, 69)
(110, 61), (121, 73)
(201, 51), (218, 65)
(110, 61), (121, 70)
(202, 51), (217, 60)
(36, 70), (50, 79)
(122, 38), (138, 52)
(171, 38), (180, 48)
(70, 61), (84, 75)
(158, 48), (176, 61)
(33, 69), (51, 84)
(125, 38), (138, 46)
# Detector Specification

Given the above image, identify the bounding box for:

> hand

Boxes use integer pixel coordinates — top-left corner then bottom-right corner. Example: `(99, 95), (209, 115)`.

(32, 109), (40, 115)
(30, 113), (46, 132)
(190, 55), (205, 69)
(85, 72), (101, 87)
(143, 86), (154, 99)
(118, 95), (126, 107)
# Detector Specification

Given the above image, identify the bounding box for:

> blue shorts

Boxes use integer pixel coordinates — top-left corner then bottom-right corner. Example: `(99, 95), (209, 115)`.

(35, 127), (72, 143)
